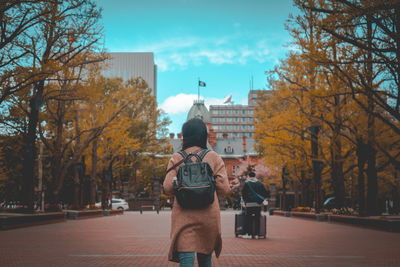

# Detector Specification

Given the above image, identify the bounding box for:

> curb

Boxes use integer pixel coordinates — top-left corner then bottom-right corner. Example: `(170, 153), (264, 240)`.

(273, 210), (400, 232)
(0, 209), (124, 230)
(66, 209), (124, 220)
(0, 212), (66, 230)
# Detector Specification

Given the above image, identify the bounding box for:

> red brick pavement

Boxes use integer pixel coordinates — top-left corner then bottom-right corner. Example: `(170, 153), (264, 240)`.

(1, 210), (399, 266)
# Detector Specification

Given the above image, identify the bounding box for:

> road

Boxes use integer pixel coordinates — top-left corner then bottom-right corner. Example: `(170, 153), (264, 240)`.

(1, 210), (399, 266)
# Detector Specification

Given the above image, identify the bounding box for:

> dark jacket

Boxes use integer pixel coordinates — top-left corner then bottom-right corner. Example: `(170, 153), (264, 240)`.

(242, 178), (268, 203)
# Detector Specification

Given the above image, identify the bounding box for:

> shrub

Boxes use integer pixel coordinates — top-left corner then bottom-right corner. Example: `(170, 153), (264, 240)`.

(331, 207), (357, 215)
(291, 206), (312, 212)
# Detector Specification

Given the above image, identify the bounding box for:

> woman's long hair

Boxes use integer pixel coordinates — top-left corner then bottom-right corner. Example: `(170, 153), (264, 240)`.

(181, 118), (208, 150)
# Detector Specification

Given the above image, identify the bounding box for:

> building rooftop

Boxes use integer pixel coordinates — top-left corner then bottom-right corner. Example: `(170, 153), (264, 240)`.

(187, 100), (211, 123)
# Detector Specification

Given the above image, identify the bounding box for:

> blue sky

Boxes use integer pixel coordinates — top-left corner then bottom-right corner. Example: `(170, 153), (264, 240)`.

(97, 0), (298, 134)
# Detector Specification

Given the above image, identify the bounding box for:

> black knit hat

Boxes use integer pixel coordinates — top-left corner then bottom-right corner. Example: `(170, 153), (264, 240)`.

(182, 118), (208, 150)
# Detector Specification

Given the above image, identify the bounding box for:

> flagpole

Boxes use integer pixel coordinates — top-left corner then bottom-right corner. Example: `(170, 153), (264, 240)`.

(198, 77), (200, 101)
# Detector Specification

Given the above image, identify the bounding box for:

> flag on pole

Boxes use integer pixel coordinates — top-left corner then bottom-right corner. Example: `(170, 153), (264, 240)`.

(199, 80), (206, 87)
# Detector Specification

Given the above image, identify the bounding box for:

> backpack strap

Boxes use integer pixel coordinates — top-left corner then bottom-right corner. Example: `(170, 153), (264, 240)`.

(198, 149), (210, 161)
(178, 150), (188, 159)
(165, 148), (202, 174)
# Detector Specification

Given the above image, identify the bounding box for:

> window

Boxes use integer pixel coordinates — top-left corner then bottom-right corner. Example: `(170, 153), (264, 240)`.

(220, 110), (225, 114)
(234, 132), (238, 137)
(248, 117), (252, 122)
(248, 110), (254, 115)
(242, 125), (246, 129)
(227, 125), (232, 130)
(225, 145), (234, 154)
(242, 117), (246, 122)
(227, 110), (232, 114)
(212, 110), (218, 114)
(227, 117), (232, 122)
(242, 110), (246, 114)
(234, 117), (239, 122)
(217, 133), (223, 138)
(249, 132), (253, 137)
(212, 118), (217, 122)
(235, 110), (239, 114)
(232, 166), (236, 175)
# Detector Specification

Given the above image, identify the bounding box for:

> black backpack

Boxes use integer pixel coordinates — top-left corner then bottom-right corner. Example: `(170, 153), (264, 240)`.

(173, 149), (216, 209)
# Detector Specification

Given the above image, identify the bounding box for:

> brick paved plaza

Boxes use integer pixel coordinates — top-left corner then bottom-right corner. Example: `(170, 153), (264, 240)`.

(1, 210), (399, 267)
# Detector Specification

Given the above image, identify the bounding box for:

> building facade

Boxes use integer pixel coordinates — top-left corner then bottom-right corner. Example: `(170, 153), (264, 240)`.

(209, 90), (263, 139)
(103, 52), (157, 97)
(170, 95), (273, 186)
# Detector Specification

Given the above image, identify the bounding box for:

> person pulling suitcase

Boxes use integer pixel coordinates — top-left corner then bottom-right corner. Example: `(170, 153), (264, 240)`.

(241, 171), (269, 239)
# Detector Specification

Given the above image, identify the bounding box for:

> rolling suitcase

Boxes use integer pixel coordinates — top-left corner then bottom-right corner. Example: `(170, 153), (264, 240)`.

(235, 213), (246, 237)
(258, 215), (267, 238)
(248, 214), (267, 238)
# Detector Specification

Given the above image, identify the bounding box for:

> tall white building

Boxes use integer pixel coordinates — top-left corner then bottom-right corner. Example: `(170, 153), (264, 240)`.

(103, 52), (157, 97)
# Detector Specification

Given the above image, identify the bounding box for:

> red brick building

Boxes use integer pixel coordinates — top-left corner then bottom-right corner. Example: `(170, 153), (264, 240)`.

(169, 99), (273, 186)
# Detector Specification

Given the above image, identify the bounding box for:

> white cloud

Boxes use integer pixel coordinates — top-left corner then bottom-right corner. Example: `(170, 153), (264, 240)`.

(160, 93), (230, 115)
(159, 93), (198, 115)
(135, 37), (198, 53)
(155, 57), (169, 72)
(144, 35), (289, 72)
(193, 50), (236, 65)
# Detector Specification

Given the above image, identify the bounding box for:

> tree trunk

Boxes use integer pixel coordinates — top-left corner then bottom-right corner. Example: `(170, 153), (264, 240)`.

(357, 138), (367, 216)
(47, 99), (65, 206)
(393, 167), (399, 214)
(22, 81), (45, 211)
(101, 176), (109, 210)
(311, 126), (321, 213)
(90, 138), (98, 205)
(294, 180), (299, 208)
(300, 170), (308, 206)
(366, 16), (379, 216)
(73, 164), (80, 209)
(331, 94), (346, 208)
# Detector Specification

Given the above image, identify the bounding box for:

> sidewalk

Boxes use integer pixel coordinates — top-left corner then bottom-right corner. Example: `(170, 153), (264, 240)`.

(1, 210), (399, 266)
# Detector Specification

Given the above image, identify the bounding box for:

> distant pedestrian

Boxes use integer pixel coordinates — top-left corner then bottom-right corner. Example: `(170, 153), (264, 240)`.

(241, 171), (268, 238)
(163, 118), (230, 266)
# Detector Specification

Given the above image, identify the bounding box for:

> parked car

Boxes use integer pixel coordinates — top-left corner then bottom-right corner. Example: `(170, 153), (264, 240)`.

(95, 198), (129, 210)
(111, 198), (129, 210)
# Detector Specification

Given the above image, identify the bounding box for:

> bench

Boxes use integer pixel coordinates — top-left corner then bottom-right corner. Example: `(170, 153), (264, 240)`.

(139, 205), (159, 214)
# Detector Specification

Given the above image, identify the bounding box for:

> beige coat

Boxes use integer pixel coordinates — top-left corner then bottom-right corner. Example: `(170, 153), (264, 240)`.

(163, 146), (230, 262)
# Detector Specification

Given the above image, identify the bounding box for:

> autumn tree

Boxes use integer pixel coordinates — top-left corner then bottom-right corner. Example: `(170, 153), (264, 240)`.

(3, 0), (104, 211)
(0, 0), (54, 104)
(255, 60), (314, 207)
(79, 74), (171, 205)
(122, 78), (171, 196)
(294, 0), (400, 215)
(256, 0), (399, 216)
